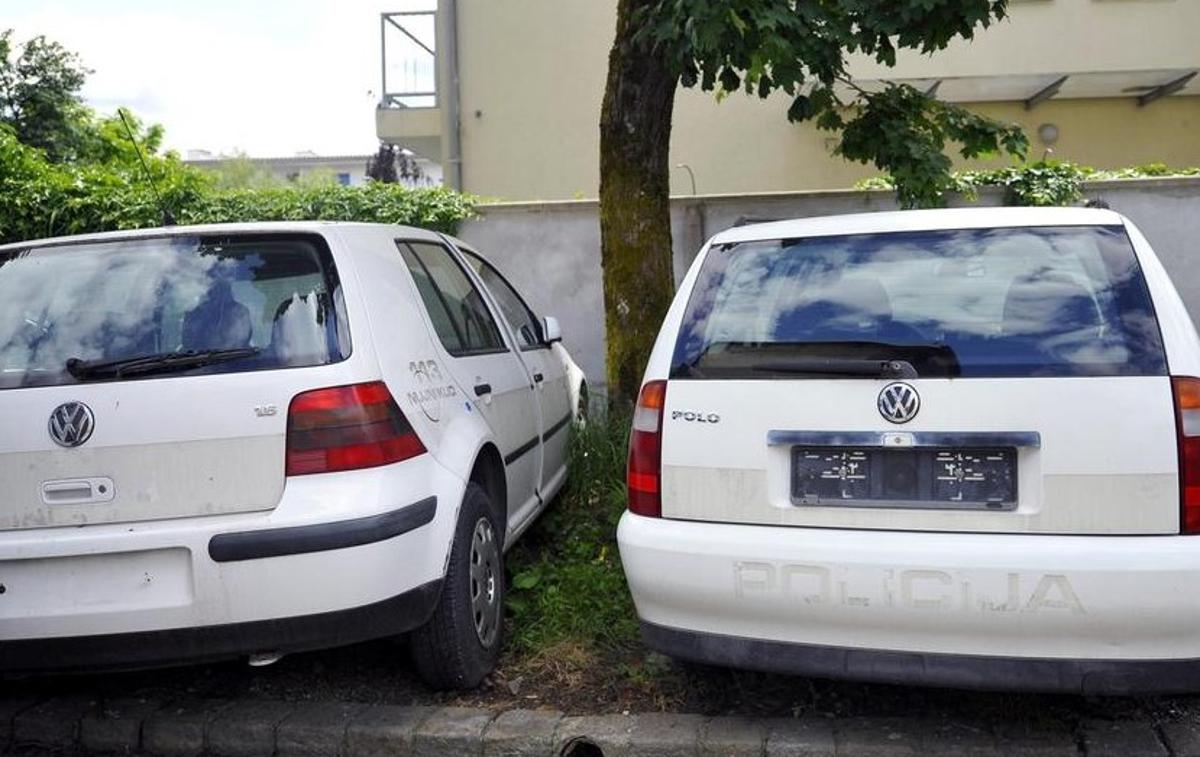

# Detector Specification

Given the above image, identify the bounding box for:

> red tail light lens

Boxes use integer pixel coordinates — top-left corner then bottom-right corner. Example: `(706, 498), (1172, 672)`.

(286, 382), (425, 476)
(1174, 377), (1200, 533)
(627, 380), (666, 517)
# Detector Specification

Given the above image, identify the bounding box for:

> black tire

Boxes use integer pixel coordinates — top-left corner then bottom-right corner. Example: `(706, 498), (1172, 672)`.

(411, 482), (505, 690)
(575, 382), (589, 426)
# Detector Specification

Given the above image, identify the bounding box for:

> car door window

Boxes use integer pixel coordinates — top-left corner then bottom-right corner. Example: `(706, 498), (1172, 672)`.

(462, 252), (572, 495)
(463, 252), (544, 350)
(398, 241), (506, 356)
(399, 241), (544, 530)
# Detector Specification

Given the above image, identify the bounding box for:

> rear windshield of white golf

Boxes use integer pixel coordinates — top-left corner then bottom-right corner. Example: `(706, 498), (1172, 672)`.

(0, 233), (349, 389)
(672, 225), (1167, 379)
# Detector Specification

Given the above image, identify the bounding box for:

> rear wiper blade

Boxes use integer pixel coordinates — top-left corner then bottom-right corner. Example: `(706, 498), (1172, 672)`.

(66, 348), (260, 380)
(751, 357), (918, 379)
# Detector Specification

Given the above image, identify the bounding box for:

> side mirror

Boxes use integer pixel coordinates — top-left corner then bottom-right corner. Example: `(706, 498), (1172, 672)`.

(542, 316), (563, 344)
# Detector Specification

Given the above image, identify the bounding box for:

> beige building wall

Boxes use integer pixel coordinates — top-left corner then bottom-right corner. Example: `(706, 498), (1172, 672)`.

(391, 0), (1200, 201)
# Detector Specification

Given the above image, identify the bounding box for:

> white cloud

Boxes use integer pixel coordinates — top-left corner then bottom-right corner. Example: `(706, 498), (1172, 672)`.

(6, 0), (394, 156)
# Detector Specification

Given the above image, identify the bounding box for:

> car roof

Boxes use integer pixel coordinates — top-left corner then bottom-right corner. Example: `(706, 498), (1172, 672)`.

(0, 221), (443, 253)
(709, 206), (1127, 246)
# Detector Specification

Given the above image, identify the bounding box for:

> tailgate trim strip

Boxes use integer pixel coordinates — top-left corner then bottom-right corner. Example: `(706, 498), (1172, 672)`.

(768, 430), (1041, 449)
(208, 496), (436, 562)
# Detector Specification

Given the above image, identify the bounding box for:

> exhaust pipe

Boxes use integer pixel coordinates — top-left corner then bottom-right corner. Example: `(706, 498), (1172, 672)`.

(247, 651), (284, 667)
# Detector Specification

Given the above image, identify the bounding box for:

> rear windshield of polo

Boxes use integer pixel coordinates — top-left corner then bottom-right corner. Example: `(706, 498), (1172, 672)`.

(0, 233), (350, 389)
(671, 225), (1168, 379)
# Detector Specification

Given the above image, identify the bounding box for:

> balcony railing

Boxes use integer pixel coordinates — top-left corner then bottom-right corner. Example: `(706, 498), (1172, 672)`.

(380, 10), (437, 109)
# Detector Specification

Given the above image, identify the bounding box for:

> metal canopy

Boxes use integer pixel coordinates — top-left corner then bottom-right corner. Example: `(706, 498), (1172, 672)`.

(840, 69), (1200, 107)
(1025, 75), (1068, 111)
(1139, 71), (1199, 107)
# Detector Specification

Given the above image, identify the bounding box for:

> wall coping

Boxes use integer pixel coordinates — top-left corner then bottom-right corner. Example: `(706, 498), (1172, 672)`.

(471, 175), (1200, 215)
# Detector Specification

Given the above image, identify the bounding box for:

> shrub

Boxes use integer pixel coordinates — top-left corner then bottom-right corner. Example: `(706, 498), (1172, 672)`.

(181, 183), (475, 234)
(0, 126), (475, 245)
(857, 161), (1200, 208)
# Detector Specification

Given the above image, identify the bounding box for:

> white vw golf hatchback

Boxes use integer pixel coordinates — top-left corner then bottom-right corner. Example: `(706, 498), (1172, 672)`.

(618, 207), (1200, 693)
(0, 222), (584, 689)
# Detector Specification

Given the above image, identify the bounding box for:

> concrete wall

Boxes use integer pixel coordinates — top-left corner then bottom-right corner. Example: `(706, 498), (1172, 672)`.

(459, 177), (1200, 394)
(434, 0), (1200, 201)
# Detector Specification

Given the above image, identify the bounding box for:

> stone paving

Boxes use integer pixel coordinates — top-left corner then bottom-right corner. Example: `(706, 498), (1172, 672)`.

(1, 694), (1197, 756)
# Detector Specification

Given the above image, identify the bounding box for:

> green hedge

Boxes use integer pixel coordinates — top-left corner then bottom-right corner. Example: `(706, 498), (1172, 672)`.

(857, 161), (1200, 208)
(0, 127), (475, 245)
(180, 183), (476, 235)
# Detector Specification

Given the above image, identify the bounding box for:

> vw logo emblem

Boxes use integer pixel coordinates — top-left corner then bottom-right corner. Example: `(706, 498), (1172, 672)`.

(48, 401), (95, 448)
(878, 383), (920, 424)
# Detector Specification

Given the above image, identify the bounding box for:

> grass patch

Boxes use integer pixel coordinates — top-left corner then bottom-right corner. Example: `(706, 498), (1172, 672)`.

(504, 411), (640, 657)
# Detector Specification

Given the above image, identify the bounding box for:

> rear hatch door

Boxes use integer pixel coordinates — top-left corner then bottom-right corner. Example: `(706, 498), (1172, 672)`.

(0, 232), (353, 530)
(661, 224), (1178, 535)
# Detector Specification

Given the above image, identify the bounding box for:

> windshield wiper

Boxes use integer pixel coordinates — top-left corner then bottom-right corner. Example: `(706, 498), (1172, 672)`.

(66, 348), (260, 380)
(751, 357), (918, 379)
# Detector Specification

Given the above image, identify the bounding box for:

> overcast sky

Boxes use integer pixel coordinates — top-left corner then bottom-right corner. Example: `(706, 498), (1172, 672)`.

(6, 0), (435, 158)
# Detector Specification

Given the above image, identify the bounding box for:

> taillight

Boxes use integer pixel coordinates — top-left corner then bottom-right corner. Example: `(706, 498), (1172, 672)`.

(286, 382), (425, 476)
(1173, 377), (1200, 534)
(627, 380), (666, 517)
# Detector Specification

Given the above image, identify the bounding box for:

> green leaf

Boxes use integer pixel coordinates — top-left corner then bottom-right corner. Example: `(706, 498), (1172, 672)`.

(787, 94), (814, 122)
(727, 8), (748, 36)
(718, 67), (741, 93)
(512, 571), (541, 590)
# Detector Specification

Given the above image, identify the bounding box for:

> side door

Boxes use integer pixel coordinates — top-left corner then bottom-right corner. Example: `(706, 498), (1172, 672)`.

(460, 250), (572, 498)
(396, 240), (542, 527)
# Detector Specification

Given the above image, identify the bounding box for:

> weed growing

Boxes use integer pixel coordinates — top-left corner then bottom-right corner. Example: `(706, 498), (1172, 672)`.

(504, 411), (640, 657)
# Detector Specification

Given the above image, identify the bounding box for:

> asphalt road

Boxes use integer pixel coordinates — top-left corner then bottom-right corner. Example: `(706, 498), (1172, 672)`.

(7, 634), (1200, 756)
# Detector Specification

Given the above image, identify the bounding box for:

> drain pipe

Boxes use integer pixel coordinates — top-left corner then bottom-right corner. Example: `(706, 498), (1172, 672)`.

(438, 0), (463, 191)
(560, 737), (604, 757)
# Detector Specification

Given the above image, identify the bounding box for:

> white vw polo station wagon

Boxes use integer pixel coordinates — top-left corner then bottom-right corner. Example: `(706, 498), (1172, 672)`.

(0, 222), (585, 689)
(618, 207), (1200, 693)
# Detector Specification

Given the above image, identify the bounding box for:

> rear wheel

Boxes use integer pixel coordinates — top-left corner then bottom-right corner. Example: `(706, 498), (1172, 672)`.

(411, 482), (504, 690)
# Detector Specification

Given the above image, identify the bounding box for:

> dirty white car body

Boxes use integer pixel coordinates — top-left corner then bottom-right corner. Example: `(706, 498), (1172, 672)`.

(0, 222), (584, 688)
(618, 207), (1200, 693)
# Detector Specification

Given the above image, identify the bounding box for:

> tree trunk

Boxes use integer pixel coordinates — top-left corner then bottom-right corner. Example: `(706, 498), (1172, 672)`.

(599, 0), (679, 406)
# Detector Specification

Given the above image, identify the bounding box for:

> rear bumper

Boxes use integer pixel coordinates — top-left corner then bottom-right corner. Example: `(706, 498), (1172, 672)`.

(641, 621), (1200, 695)
(0, 579), (441, 675)
(618, 512), (1200, 692)
(0, 457), (466, 662)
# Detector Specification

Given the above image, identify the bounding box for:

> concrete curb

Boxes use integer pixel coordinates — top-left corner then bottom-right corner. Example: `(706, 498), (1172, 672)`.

(0, 695), (1184, 756)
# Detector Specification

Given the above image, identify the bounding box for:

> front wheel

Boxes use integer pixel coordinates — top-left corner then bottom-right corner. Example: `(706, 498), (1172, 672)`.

(411, 482), (504, 690)
(574, 382), (589, 427)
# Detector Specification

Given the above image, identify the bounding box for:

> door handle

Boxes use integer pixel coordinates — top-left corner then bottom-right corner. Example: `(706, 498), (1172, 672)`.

(474, 383), (492, 397)
(533, 372), (544, 383)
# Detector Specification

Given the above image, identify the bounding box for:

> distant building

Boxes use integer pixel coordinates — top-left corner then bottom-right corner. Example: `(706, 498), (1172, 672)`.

(376, 0), (1200, 201)
(184, 150), (442, 189)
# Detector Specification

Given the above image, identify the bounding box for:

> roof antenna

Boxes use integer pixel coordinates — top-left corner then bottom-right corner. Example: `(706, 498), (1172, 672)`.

(118, 108), (176, 226)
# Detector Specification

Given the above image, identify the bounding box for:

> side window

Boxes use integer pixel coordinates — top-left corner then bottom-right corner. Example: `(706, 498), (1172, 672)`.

(463, 253), (544, 349)
(398, 241), (506, 355)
